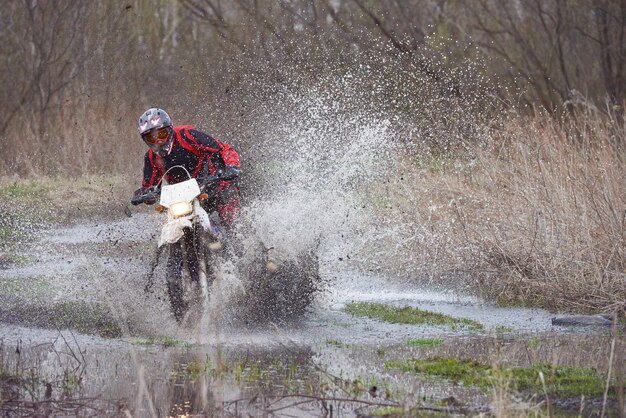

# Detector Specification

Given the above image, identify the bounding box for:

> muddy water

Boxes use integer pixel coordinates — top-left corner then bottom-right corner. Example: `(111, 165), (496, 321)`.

(0, 215), (618, 416)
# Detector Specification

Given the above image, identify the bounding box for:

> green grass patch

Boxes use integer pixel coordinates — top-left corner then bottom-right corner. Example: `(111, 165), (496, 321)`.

(343, 302), (483, 330)
(495, 294), (550, 310)
(0, 180), (50, 199)
(371, 406), (404, 417)
(0, 251), (30, 268)
(0, 175), (134, 253)
(0, 226), (33, 250)
(326, 339), (348, 348)
(527, 337), (540, 350)
(0, 175), (133, 224)
(407, 338), (443, 347)
(368, 195), (393, 210)
(0, 276), (51, 296)
(0, 180), (56, 249)
(49, 301), (122, 338)
(0, 226), (14, 242)
(494, 325), (513, 333)
(0, 299), (122, 338)
(385, 356), (608, 398)
(371, 406), (447, 417)
(411, 154), (458, 173)
(160, 336), (182, 347)
(132, 336), (184, 348)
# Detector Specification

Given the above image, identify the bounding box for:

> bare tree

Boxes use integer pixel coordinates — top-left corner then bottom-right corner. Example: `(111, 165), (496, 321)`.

(590, 0), (626, 105)
(0, 0), (624, 175)
(0, 1), (89, 172)
(468, 0), (626, 111)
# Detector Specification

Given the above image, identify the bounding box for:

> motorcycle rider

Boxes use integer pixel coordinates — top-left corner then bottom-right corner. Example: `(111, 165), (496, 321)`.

(131, 108), (241, 229)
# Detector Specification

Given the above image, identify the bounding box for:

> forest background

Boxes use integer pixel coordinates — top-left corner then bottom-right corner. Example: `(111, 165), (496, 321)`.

(1, 0), (624, 174)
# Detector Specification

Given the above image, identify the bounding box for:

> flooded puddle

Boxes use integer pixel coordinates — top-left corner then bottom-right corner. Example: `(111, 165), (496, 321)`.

(0, 216), (621, 416)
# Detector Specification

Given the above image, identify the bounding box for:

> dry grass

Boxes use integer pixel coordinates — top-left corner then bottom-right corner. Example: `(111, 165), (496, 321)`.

(474, 110), (625, 313)
(381, 105), (626, 314)
(0, 174), (134, 222)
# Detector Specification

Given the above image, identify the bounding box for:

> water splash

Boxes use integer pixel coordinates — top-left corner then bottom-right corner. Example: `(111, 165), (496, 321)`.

(239, 86), (396, 264)
(199, 85), (402, 324)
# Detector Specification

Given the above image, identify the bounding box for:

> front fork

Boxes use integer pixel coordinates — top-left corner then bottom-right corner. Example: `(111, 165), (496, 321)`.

(180, 225), (214, 294)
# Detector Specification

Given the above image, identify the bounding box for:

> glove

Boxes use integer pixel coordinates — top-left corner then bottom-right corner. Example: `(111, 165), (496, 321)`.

(130, 188), (146, 206)
(219, 166), (241, 181)
(143, 194), (158, 205)
(131, 187), (158, 206)
(199, 167), (240, 198)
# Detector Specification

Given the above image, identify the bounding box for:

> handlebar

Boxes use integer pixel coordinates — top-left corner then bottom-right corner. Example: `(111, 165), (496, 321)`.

(131, 167), (240, 206)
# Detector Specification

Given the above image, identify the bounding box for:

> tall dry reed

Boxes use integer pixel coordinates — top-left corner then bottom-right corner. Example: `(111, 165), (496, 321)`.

(473, 107), (625, 313)
(383, 104), (625, 314)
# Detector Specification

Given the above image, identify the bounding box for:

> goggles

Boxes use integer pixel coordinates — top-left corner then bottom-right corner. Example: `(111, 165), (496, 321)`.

(142, 127), (170, 146)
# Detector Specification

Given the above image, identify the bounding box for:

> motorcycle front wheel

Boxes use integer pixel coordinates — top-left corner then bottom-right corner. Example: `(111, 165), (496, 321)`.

(166, 225), (211, 323)
(166, 242), (186, 322)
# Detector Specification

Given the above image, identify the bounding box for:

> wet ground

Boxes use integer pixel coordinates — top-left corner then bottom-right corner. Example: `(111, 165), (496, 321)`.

(0, 212), (621, 416)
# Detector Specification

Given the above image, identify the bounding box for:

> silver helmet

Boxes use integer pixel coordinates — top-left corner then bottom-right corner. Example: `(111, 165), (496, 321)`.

(138, 108), (174, 156)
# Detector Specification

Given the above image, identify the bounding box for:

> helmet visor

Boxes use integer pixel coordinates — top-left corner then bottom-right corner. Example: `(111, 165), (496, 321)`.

(142, 127), (171, 146)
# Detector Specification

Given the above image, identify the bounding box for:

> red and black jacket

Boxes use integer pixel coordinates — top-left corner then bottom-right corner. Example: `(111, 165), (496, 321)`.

(142, 125), (240, 188)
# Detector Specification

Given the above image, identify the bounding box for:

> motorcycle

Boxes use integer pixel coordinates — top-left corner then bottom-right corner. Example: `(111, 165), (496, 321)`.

(131, 166), (237, 322)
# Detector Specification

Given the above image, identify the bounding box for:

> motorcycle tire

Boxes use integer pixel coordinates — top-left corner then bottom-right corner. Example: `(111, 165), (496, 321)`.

(182, 226), (201, 283)
(166, 242), (186, 322)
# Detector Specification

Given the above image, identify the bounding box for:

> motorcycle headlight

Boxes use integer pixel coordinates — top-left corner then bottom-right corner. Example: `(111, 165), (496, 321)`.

(169, 201), (193, 218)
